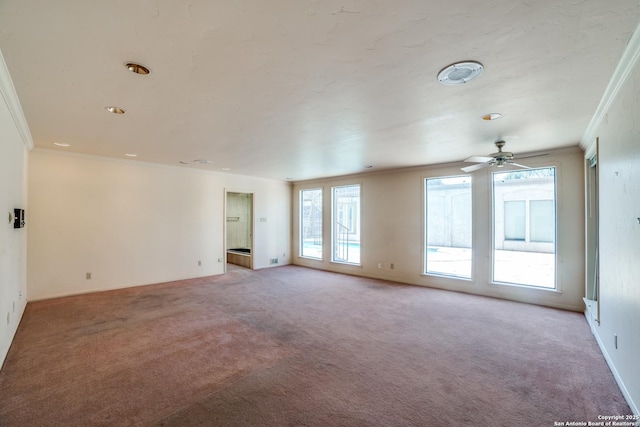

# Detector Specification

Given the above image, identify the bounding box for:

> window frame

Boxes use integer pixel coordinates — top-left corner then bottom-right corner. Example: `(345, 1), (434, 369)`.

(424, 174), (473, 280)
(299, 188), (323, 260)
(491, 167), (558, 290)
(331, 184), (361, 266)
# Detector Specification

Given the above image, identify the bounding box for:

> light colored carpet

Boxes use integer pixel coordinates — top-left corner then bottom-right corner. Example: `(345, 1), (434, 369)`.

(0, 265), (630, 426)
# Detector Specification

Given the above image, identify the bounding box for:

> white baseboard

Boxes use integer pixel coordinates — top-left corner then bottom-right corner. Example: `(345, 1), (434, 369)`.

(585, 312), (638, 415)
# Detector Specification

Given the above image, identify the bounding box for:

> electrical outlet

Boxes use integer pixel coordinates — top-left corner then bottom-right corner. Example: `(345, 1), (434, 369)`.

(390, 263), (395, 270)
(19, 291), (22, 299)
(377, 262), (382, 269)
(218, 258), (223, 262)
(86, 272), (92, 280)
(6, 312), (9, 325)
(198, 260), (202, 266)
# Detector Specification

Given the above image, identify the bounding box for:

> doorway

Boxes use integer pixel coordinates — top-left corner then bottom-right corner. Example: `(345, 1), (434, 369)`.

(225, 191), (253, 269)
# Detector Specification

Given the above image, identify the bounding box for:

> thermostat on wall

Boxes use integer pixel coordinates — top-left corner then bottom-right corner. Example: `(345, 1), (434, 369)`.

(14, 209), (25, 229)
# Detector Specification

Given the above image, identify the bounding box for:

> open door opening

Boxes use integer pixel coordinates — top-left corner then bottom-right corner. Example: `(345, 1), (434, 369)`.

(225, 191), (254, 270)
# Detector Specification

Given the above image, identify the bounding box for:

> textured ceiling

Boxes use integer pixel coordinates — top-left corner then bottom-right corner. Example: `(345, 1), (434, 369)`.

(1, 0), (639, 181)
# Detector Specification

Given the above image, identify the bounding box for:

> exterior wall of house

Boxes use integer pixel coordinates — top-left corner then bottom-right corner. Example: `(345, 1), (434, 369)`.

(427, 177), (555, 253)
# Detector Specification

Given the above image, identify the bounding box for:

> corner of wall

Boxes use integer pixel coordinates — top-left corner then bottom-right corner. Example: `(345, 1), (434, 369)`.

(0, 49), (34, 151)
(0, 47), (30, 369)
(581, 21), (640, 151)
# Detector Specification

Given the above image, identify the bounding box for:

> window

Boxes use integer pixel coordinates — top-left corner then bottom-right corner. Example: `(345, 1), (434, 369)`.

(425, 176), (472, 279)
(492, 167), (556, 288)
(332, 184), (360, 264)
(300, 188), (323, 259)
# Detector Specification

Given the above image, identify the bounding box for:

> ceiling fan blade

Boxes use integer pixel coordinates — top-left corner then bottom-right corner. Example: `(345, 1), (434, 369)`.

(508, 162), (531, 169)
(462, 162), (491, 173)
(514, 152), (548, 160)
(464, 156), (493, 163)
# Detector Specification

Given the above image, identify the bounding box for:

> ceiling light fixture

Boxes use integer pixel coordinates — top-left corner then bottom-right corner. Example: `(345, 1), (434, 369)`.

(222, 167), (231, 171)
(437, 61), (484, 85)
(105, 106), (125, 114)
(54, 142), (70, 147)
(125, 153), (137, 157)
(193, 159), (213, 164)
(125, 62), (150, 75)
(482, 113), (503, 121)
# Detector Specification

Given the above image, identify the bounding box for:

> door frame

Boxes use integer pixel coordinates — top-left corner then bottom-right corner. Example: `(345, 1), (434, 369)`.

(224, 189), (255, 271)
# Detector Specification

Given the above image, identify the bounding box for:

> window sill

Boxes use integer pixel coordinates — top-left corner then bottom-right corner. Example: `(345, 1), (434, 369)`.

(330, 261), (362, 267)
(422, 273), (472, 282)
(490, 281), (562, 294)
(298, 255), (323, 261)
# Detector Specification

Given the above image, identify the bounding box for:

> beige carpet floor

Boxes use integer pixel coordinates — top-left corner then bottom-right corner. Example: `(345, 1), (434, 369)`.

(0, 265), (631, 426)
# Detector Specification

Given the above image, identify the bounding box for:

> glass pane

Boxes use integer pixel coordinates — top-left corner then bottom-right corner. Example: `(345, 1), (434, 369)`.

(332, 185), (360, 264)
(300, 189), (323, 259)
(493, 168), (556, 288)
(504, 201), (525, 240)
(425, 176), (472, 278)
(530, 200), (554, 242)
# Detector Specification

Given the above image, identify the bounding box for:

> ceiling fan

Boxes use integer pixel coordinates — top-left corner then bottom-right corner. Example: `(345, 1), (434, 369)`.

(461, 140), (546, 173)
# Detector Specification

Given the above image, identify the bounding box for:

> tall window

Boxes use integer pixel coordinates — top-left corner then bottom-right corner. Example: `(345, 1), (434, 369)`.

(332, 184), (360, 265)
(493, 167), (556, 288)
(425, 176), (472, 279)
(300, 188), (323, 259)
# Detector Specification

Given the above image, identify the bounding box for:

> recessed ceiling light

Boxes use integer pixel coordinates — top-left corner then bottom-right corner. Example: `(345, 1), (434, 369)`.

(125, 62), (150, 75)
(125, 153), (137, 157)
(54, 142), (70, 147)
(193, 159), (213, 164)
(222, 167), (231, 171)
(482, 113), (503, 121)
(437, 61), (484, 85)
(105, 106), (125, 114)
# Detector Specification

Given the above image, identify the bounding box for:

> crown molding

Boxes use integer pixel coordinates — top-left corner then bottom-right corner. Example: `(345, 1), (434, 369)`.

(0, 49), (34, 151)
(581, 22), (640, 156)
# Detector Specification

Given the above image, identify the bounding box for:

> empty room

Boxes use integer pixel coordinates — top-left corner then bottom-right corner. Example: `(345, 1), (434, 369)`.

(1, 1), (639, 425)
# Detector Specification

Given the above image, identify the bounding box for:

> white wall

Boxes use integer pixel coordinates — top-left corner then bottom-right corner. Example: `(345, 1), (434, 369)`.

(583, 27), (640, 414)
(293, 146), (585, 311)
(0, 51), (29, 368)
(28, 149), (291, 300)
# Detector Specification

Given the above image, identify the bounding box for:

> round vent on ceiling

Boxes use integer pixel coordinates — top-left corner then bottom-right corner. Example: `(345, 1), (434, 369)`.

(437, 61), (484, 85)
